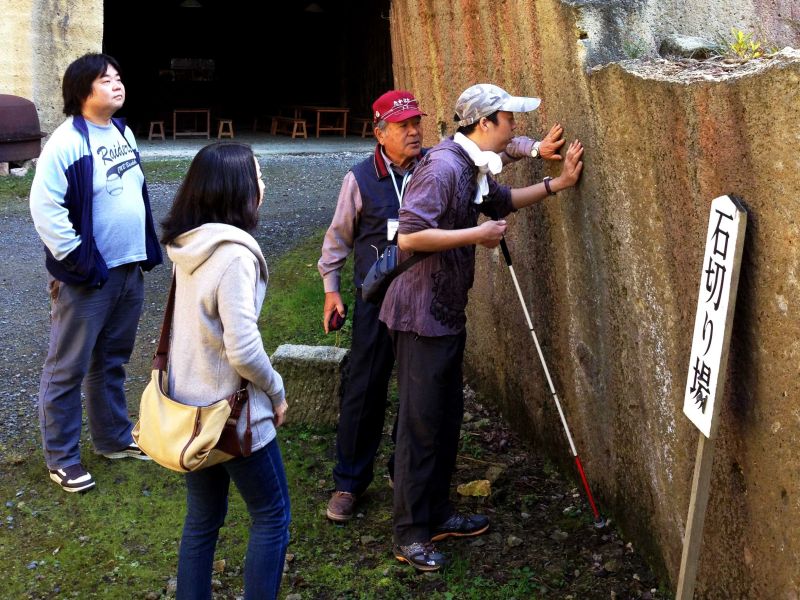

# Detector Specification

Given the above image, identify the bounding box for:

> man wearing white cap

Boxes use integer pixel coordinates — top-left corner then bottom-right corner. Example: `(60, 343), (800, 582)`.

(379, 83), (584, 571)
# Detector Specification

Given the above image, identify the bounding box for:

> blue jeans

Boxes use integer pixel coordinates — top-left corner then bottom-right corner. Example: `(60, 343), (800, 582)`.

(177, 439), (291, 600)
(39, 264), (144, 469)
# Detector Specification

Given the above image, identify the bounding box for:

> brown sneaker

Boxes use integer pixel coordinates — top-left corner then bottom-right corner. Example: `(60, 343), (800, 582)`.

(326, 491), (357, 522)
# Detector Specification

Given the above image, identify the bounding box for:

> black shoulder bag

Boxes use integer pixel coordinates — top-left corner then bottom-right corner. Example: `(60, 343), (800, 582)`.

(361, 244), (430, 304)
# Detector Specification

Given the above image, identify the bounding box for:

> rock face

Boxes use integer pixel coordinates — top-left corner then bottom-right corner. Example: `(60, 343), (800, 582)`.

(270, 344), (348, 427)
(390, 1), (799, 598)
(0, 0), (103, 137)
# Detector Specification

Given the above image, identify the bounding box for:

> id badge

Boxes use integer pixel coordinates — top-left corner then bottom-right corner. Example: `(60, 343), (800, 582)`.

(387, 218), (399, 241)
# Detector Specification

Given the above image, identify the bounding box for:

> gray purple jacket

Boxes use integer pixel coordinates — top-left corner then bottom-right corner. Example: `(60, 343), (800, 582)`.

(379, 137), (514, 337)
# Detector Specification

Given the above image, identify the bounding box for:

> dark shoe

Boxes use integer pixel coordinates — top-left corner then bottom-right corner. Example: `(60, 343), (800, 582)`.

(103, 442), (151, 461)
(393, 542), (446, 572)
(49, 464), (96, 493)
(326, 491), (356, 522)
(431, 512), (490, 541)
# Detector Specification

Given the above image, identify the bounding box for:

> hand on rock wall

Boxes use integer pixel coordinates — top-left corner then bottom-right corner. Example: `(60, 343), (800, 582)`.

(503, 123), (566, 162)
(539, 123), (566, 160)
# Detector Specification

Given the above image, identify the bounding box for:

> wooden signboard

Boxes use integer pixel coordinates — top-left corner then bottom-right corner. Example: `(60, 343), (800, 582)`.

(677, 195), (747, 599)
(682, 195), (748, 438)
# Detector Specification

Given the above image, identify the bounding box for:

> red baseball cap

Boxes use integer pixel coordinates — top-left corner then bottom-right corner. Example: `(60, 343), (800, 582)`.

(372, 90), (427, 123)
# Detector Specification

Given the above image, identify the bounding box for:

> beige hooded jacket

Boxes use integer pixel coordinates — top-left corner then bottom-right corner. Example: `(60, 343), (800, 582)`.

(166, 223), (285, 452)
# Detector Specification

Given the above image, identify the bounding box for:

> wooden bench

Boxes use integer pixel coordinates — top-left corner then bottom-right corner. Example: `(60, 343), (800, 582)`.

(270, 116), (308, 139)
(350, 117), (374, 138)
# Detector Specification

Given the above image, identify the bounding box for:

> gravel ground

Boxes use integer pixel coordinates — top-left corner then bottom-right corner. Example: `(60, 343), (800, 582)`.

(0, 135), (374, 448)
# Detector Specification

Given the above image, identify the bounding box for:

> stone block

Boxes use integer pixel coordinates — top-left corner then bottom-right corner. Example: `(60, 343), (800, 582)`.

(270, 344), (348, 427)
(659, 34), (718, 59)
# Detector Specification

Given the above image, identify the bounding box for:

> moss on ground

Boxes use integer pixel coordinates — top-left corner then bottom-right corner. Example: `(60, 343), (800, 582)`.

(259, 231), (353, 355)
(0, 169), (34, 211)
(0, 178), (670, 598)
(140, 159), (194, 184)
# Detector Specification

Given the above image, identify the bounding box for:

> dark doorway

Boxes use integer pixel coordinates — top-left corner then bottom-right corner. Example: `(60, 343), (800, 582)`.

(103, 0), (392, 135)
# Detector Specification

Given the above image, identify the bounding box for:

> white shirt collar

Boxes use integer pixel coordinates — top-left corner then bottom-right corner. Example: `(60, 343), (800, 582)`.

(453, 132), (503, 204)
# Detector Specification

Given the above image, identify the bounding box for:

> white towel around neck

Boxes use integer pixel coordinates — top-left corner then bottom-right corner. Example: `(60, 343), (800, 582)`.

(453, 132), (504, 205)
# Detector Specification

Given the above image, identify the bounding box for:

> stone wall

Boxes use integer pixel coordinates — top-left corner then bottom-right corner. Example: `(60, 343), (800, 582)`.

(569, 0), (799, 66)
(389, 0), (800, 597)
(1, 0), (103, 136)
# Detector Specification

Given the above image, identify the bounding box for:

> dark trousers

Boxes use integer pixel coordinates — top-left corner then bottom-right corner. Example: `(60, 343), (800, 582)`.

(333, 294), (396, 495)
(391, 329), (466, 545)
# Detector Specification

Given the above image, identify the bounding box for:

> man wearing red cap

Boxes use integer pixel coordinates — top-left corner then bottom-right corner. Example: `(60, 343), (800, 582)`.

(319, 90), (427, 522)
(318, 89), (567, 524)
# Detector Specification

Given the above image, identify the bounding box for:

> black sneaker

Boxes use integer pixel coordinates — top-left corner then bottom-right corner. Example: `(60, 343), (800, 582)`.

(431, 512), (490, 541)
(103, 442), (151, 461)
(393, 542), (446, 572)
(49, 464), (96, 493)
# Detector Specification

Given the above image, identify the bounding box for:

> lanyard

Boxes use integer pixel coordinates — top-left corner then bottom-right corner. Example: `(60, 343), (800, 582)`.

(389, 168), (411, 207)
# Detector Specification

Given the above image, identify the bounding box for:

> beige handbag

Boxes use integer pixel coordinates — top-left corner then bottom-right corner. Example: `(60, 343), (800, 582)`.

(133, 277), (252, 472)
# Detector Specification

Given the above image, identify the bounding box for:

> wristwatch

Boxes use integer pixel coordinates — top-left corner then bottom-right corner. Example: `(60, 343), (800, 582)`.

(531, 141), (541, 159)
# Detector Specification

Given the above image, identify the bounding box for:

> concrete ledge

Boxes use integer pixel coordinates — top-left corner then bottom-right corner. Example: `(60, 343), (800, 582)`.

(270, 344), (349, 427)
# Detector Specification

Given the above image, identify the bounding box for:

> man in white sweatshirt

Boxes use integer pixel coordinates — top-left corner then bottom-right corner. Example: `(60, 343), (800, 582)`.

(30, 53), (162, 493)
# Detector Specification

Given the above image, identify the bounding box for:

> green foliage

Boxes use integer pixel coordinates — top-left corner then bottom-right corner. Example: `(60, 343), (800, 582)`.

(0, 169), (34, 206)
(726, 28), (765, 60)
(459, 431), (486, 459)
(0, 415), (548, 599)
(259, 230), (354, 354)
(1, 441), (188, 598)
(442, 560), (542, 599)
(0, 159), (188, 210)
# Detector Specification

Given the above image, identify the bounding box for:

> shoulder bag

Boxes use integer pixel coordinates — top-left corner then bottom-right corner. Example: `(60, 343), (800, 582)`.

(361, 245), (430, 304)
(132, 277), (252, 472)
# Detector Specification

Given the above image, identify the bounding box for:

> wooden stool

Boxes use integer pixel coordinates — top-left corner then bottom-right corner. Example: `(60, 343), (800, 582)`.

(217, 119), (234, 139)
(291, 119), (307, 139)
(271, 116), (307, 139)
(148, 120), (165, 141)
(350, 117), (374, 138)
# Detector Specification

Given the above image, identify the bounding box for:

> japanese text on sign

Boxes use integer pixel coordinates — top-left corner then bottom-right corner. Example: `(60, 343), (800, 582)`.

(683, 195), (747, 438)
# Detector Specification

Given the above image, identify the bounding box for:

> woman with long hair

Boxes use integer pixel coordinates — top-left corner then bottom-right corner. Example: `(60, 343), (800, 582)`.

(161, 142), (289, 600)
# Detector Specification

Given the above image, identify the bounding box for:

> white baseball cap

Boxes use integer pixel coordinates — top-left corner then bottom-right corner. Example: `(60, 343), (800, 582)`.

(454, 83), (541, 127)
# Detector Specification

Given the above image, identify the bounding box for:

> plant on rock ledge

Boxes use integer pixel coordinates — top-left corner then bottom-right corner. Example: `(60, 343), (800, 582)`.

(726, 28), (764, 60)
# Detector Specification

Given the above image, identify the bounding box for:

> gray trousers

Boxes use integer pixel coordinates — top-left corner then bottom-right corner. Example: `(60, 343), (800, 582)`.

(39, 263), (144, 469)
